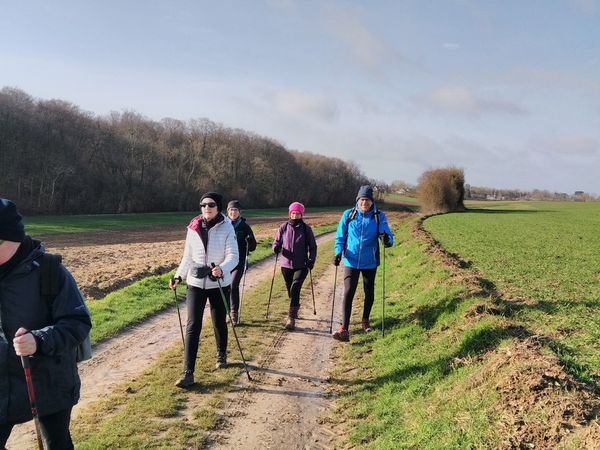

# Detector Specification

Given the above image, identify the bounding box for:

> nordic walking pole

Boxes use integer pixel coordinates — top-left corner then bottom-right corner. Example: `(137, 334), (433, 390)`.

(171, 284), (185, 347)
(20, 356), (45, 450)
(381, 241), (386, 337)
(265, 253), (278, 319)
(239, 240), (250, 323)
(309, 268), (316, 315)
(211, 263), (252, 381)
(329, 264), (338, 334)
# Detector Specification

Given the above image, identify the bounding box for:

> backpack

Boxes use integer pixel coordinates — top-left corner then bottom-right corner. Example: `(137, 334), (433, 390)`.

(40, 253), (92, 363)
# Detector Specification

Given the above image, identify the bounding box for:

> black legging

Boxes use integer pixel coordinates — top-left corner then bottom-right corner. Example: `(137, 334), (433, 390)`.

(184, 285), (229, 373)
(341, 267), (377, 329)
(229, 265), (245, 312)
(0, 407), (74, 450)
(281, 267), (308, 308)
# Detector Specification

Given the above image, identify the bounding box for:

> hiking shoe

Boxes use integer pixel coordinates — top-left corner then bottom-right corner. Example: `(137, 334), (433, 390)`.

(361, 319), (374, 333)
(285, 315), (296, 331)
(175, 371), (194, 388)
(215, 351), (227, 369)
(231, 310), (239, 326)
(332, 326), (350, 342)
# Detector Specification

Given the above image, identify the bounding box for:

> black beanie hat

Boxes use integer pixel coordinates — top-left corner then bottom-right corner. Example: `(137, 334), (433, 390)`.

(356, 185), (374, 202)
(227, 200), (242, 210)
(200, 192), (223, 212)
(0, 198), (25, 243)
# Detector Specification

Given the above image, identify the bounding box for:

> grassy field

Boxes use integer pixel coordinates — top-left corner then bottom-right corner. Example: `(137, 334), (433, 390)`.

(423, 201), (600, 385)
(325, 220), (509, 448)
(68, 206), (600, 448)
(23, 206), (343, 235)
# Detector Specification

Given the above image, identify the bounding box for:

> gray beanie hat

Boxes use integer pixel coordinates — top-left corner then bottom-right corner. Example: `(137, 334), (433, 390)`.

(356, 185), (374, 202)
(227, 200), (242, 210)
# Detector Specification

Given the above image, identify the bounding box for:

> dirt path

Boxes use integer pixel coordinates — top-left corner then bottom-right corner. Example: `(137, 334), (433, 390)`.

(209, 262), (342, 449)
(7, 233), (335, 449)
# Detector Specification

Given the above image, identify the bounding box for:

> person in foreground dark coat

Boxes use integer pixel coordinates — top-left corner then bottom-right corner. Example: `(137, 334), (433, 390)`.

(0, 198), (92, 450)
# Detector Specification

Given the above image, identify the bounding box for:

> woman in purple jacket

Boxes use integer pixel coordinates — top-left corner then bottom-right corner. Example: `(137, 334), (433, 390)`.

(272, 202), (317, 331)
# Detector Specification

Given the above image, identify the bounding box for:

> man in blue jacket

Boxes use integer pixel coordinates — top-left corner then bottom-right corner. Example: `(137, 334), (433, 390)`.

(332, 186), (394, 342)
(0, 199), (91, 449)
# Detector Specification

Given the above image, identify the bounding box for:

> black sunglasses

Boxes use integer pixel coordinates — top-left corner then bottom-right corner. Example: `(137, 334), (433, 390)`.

(200, 202), (217, 208)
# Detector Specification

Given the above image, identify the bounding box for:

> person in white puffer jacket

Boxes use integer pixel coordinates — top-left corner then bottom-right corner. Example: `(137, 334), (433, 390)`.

(169, 192), (239, 388)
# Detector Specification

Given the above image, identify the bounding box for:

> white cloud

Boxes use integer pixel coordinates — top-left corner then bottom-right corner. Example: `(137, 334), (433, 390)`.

(529, 135), (600, 157)
(442, 42), (460, 50)
(272, 89), (338, 121)
(417, 86), (527, 117)
(321, 4), (400, 75)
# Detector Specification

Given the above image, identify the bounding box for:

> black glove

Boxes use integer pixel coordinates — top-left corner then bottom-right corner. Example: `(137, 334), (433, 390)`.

(382, 233), (392, 248)
(333, 254), (342, 266)
(307, 260), (315, 270)
(273, 245), (281, 255)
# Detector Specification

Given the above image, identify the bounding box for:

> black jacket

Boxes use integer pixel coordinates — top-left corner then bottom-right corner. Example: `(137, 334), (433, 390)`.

(0, 240), (92, 424)
(231, 217), (257, 271)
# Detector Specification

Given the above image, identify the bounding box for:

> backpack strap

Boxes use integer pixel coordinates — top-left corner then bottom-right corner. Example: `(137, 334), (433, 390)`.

(40, 253), (63, 299)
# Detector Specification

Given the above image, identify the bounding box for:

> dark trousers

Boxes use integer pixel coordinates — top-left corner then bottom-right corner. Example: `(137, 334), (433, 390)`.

(0, 407), (74, 450)
(184, 285), (229, 373)
(341, 267), (377, 329)
(229, 264), (245, 312)
(281, 267), (308, 308)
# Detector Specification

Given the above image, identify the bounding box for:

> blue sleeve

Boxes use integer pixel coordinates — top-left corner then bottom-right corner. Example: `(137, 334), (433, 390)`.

(379, 211), (394, 246)
(334, 210), (350, 256)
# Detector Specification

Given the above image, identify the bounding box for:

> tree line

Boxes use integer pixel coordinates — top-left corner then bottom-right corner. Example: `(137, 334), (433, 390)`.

(0, 87), (369, 214)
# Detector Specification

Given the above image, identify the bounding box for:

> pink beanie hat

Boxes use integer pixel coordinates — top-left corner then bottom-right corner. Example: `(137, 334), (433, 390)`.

(288, 202), (305, 216)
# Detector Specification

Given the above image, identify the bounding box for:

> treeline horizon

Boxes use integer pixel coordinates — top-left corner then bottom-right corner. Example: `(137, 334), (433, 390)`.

(0, 87), (370, 215)
(390, 180), (599, 202)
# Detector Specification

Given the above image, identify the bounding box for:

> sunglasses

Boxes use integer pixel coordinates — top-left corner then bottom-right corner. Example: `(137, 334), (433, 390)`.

(200, 202), (217, 208)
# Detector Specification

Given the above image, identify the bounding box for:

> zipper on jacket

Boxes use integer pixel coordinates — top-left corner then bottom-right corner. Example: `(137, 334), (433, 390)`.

(357, 214), (364, 267)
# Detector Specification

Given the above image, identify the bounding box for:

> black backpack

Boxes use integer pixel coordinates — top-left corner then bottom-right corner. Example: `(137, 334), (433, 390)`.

(40, 253), (92, 363)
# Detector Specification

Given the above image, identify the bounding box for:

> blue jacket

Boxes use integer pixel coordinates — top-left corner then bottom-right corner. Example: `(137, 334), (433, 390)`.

(0, 240), (91, 424)
(334, 206), (394, 269)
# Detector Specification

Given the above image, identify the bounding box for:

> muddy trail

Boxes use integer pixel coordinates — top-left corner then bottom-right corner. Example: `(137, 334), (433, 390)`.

(7, 232), (336, 449)
(209, 262), (342, 449)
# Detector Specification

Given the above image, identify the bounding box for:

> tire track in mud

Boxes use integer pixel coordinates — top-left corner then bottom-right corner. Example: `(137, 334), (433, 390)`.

(7, 233), (334, 450)
(209, 262), (344, 450)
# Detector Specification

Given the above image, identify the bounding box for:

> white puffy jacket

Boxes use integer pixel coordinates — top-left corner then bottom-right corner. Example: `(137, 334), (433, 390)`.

(175, 214), (239, 289)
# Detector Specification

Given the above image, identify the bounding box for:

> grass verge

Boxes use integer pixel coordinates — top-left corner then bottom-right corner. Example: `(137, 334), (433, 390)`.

(324, 218), (510, 448)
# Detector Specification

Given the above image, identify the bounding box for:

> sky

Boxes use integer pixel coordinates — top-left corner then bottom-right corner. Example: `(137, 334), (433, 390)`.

(1, 0), (599, 195)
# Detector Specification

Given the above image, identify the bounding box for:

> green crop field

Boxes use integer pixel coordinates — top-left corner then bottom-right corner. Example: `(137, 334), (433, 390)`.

(423, 201), (600, 385)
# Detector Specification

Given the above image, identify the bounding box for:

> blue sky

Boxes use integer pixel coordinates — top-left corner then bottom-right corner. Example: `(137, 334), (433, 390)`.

(1, 0), (599, 194)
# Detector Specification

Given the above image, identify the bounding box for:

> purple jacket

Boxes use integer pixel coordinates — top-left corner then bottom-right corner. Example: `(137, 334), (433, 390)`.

(272, 220), (317, 270)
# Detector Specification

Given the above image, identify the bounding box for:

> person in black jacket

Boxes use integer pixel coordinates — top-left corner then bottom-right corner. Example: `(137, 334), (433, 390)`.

(226, 200), (257, 325)
(0, 199), (92, 450)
